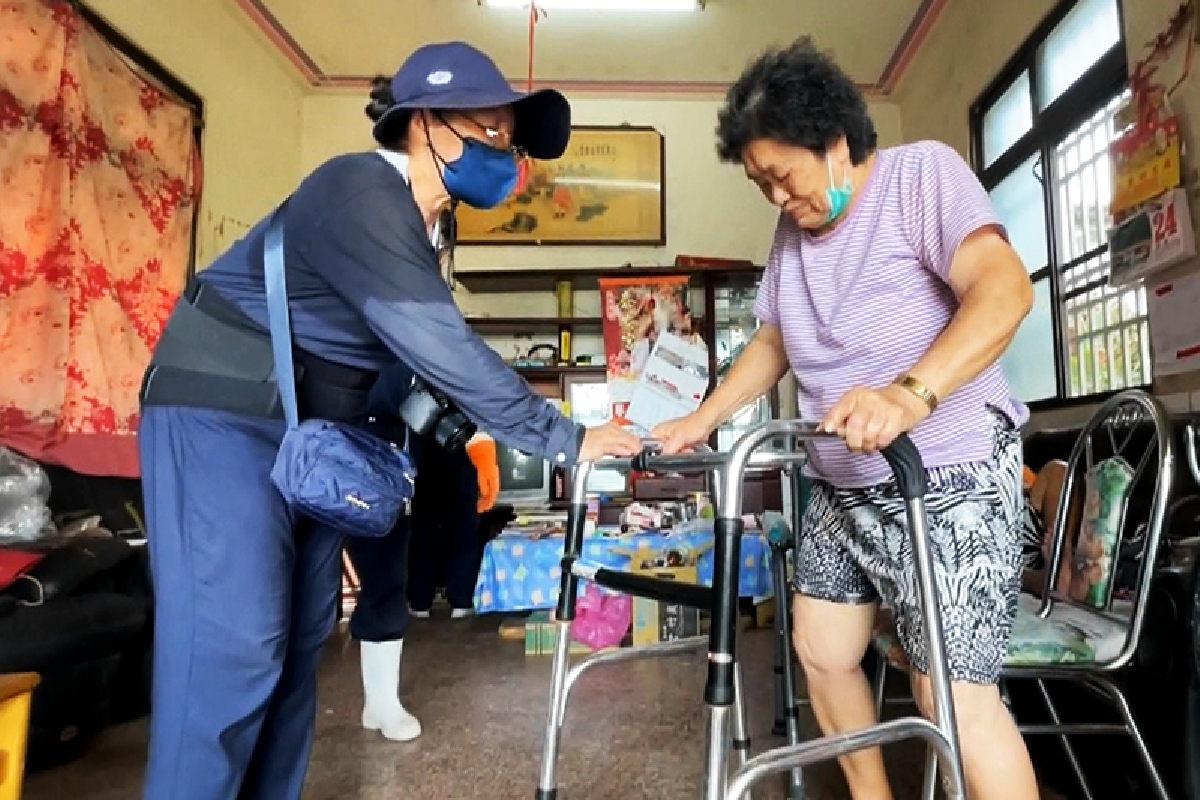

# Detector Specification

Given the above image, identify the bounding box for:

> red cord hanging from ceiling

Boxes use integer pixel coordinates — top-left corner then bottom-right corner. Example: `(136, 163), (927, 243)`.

(516, 2), (546, 194)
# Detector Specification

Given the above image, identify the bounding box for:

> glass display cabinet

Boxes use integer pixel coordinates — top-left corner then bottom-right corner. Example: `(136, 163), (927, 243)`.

(711, 274), (778, 452)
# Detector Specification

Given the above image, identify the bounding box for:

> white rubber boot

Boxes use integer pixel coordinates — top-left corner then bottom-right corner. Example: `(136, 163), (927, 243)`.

(360, 640), (422, 741)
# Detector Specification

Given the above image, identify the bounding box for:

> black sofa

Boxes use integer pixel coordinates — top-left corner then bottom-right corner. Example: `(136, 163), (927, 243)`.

(0, 462), (153, 772)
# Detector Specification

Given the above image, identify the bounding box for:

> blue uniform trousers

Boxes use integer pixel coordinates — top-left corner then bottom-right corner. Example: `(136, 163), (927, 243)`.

(344, 514), (411, 642)
(138, 405), (344, 800)
(344, 381), (414, 643)
(407, 441), (480, 612)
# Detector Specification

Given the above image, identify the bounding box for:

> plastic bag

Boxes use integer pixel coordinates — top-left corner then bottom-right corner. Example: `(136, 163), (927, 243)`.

(570, 584), (632, 651)
(0, 446), (56, 542)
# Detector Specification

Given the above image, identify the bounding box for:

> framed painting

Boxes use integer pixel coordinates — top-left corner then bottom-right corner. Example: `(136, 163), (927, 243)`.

(455, 125), (665, 246)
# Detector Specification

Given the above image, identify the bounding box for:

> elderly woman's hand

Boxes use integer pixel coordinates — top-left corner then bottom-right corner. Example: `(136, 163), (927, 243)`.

(820, 384), (931, 453)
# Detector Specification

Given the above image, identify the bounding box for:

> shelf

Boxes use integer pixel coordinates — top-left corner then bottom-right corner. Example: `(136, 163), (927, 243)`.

(513, 364), (606, 378)
(453, 263), (762, 293)
(468, 315), (705, 334)
(466, 316), (603, 333)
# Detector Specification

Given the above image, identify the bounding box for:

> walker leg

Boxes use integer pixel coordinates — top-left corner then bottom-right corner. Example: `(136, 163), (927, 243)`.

(771, 550), (789, 737)
(536, 626), (572, 800)
(535, 492), (589, 800)
(781, 466), (807, 799)
(733, 662), (751, 771)
(921, 745), (939, 800)
(772, 550), (797, 736)
(771, 538), (805, 799)
(873, 654), (888, 720)
(905, 497), (965, 800)
(706, 705), (733, 800)
(704, 515), (745, 800)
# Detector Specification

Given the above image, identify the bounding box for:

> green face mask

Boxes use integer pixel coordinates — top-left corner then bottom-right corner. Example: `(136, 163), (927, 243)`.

(825, 156), (853, 224)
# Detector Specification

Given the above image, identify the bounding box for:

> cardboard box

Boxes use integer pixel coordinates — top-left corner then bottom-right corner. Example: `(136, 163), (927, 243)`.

(499, 614), (530, 641)
(754, 597), (776, 629)
(630, 564), (702, 647)
(611, 542), (712, 647)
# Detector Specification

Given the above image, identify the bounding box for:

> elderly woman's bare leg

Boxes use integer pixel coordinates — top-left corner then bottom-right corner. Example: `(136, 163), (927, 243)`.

(912, 675), (1039, 800)
(793, 595), (894, 800)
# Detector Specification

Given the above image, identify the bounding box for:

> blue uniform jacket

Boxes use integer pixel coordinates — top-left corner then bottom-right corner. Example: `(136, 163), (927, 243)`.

(367, 360), (415, 418)
(196, 152), (581, 464)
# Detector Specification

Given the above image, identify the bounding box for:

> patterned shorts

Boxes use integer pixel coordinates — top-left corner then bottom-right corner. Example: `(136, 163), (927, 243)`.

(795, 408), (1025, 685)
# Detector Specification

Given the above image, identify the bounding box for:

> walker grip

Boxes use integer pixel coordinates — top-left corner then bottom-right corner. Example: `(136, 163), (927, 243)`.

(630, 440), (663, 472)
(880, 433), (926, 499)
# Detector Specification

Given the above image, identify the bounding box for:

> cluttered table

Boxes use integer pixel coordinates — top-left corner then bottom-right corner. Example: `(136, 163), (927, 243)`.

(473, 513), (775, 615)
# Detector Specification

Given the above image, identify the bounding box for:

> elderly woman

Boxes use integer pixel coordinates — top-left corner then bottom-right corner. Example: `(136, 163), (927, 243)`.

(651, 38), (1037, 800)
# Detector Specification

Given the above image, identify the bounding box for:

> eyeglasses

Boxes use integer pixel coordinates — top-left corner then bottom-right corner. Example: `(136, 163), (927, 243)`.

(439, 112), (526, 160)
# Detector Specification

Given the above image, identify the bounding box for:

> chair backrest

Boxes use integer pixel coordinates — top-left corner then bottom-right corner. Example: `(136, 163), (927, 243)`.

(1039, 389), (1174, 669)
(1188, 422), (1199, 488)
(1070, 455), (1137, 609)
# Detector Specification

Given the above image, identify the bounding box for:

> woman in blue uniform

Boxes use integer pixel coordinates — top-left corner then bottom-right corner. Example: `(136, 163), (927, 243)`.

(136, 41), (642, 800)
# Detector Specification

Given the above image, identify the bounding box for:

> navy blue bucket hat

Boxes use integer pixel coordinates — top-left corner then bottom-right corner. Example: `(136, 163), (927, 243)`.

(372, 41), (572, 161)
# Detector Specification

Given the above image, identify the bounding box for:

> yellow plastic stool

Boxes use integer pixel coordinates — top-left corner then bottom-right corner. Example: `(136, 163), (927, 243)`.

(0, 673), (39, 800)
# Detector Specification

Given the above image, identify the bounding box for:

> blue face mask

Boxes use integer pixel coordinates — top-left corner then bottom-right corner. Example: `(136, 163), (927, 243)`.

(442, 138), (519, 210)
(825, 156), (854, 224)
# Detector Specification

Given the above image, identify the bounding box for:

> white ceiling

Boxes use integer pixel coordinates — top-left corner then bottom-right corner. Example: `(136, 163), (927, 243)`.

(234, 0), (944, 94)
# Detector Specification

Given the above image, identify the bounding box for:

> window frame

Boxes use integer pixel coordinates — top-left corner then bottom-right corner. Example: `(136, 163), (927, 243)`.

(969, 0), (1133, 411)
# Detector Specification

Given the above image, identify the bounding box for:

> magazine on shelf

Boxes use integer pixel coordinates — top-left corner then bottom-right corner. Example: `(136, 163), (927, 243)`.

(625, 331), (710, 434)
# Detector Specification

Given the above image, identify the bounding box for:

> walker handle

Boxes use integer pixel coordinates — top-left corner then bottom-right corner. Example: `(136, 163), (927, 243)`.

(880, 433), (926, 500)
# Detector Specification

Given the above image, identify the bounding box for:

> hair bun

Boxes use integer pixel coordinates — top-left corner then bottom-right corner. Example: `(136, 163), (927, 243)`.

(365, 75), (396, 123)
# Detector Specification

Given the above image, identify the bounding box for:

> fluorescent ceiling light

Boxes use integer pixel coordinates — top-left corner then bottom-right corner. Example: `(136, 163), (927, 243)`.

(485, 0), (701, 10)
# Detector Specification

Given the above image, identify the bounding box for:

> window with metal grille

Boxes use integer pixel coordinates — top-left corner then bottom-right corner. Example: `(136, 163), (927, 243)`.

(970, 0), (1132, 405)
(1053, 90), (1151, 397)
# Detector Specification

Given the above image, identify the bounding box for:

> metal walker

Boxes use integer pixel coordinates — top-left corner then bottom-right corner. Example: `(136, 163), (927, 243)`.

(534, 420), (967, 800)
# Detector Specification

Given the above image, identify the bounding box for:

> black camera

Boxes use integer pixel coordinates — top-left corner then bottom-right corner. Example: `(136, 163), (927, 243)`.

(398, 376), (476, 453)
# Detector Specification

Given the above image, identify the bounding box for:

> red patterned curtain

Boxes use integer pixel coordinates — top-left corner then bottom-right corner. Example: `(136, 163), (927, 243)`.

(0, 0), (201, 478)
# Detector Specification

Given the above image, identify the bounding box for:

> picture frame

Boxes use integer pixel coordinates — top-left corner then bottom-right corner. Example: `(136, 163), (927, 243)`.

(455, 125), (665, 246)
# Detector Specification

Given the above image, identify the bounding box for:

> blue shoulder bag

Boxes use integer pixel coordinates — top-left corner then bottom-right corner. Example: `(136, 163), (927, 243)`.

(262, 205), (416, 538)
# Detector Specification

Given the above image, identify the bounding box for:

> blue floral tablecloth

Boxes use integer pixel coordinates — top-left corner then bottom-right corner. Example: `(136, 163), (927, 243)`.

(473, 524), (775, 614)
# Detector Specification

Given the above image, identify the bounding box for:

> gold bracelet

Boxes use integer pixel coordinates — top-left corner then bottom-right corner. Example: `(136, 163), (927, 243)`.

(893, 375), (939, 413)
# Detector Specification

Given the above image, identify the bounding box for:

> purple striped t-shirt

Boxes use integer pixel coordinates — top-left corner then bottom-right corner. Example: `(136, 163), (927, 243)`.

(754, 140), (1029, 488)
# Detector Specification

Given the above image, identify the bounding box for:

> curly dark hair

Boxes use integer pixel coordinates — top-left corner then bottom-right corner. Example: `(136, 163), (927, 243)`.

(716, 37), (877, 166)
(365, 74), (412, 149)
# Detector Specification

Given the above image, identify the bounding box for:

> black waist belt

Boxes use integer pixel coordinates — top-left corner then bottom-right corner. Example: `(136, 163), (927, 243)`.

(141, 281), (378, 422)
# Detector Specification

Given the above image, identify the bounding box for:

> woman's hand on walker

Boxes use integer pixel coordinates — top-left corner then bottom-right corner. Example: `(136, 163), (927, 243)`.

(821, 385), (929, 453)
(579, 421), (643, 463)
(649, 413), (713, 456)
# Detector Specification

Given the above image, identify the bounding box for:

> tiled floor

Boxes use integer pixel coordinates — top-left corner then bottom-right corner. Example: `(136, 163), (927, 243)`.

(19, 615), (1043, 800)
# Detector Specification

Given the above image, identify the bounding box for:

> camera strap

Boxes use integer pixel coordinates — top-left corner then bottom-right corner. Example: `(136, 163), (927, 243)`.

(263, 200), (302, 432)
(264, 199), (412, 455)
(262, 201), (417, 535)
